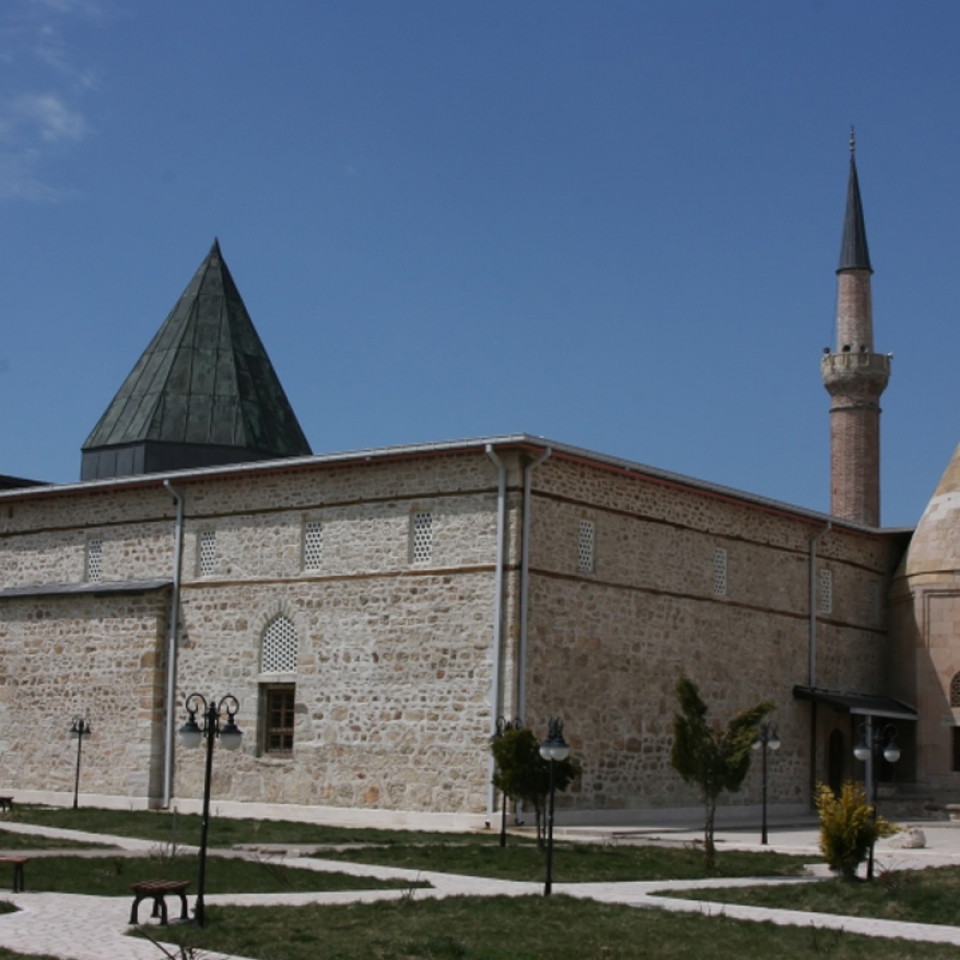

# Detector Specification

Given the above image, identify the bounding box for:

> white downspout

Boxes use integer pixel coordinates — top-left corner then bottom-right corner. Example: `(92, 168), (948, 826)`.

(809, 520), (832, 686)
(162, 480), (185, 808)
(807, 519), (831, 807)
(518, 448), (552, 723)
(484, 445), (507, 826)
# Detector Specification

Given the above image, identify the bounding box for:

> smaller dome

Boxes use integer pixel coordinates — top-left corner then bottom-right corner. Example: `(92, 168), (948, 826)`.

(904, 439), (960, 578)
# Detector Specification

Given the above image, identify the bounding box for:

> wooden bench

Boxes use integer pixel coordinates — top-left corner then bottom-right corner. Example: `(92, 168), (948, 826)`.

(0, 857), (28, 893)
(129, 880), (190, 926)
(0, 798), (14, 813)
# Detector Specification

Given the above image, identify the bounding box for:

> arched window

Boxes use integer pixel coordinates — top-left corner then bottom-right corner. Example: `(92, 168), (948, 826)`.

(259, 615), (298, 755)
(951, 671), (960, 708)
(261, 616), (298, 674)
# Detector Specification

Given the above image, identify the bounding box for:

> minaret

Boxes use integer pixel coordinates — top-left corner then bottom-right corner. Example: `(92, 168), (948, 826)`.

(821, 130), (890, 526)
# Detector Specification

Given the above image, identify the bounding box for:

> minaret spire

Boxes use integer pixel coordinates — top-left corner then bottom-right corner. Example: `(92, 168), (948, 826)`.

(821, 133), (890, 526)
(838, 128), (872, 274)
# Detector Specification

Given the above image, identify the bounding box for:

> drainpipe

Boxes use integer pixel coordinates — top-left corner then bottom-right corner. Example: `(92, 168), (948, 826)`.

(162, 480), (185, 808)
(518, 448), (552, 723)
(808, 519), (831, 805)
(484, 445), (507, 826)
(809, 520), (831, 687)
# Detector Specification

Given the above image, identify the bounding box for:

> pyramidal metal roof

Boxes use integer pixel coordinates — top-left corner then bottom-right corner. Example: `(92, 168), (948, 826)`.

(837, 150), (872, 273)
(82, 240), (312, 466)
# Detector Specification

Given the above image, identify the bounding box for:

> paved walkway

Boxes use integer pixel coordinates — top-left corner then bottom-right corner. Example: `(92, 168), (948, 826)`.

(1, 819), (960, 958)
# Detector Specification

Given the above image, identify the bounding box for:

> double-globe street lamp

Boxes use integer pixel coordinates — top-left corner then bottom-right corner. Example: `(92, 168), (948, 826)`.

(853, 719), (899, 881)
(178, 693), (243, 926)
(68, 716), (91, 811)
(751, 722), (780, 845)
(539, 717), (570, 896)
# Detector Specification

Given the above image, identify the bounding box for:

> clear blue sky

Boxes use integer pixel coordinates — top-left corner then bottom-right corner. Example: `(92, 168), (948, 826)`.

(1, 1), (958, 528)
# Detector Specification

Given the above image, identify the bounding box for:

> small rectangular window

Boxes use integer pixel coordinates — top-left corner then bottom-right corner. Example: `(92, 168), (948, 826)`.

(412, 512), (432, 564)
(866, 581), (880, 624)
(86, 538), (102, 584)
(261, 684), (295, 755)
(712, 548), (727, 596)
(953, 727), (960, 773)
(578, 520), (595, 574)
(819, 569), (833, 614)
(303, 520), (323, 570)
(198, 530), (216, 576)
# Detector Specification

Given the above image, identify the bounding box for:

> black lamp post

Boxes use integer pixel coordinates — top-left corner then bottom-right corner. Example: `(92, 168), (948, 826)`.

(178, 693), (242, 926)
(751, 722), (780, 845)
(68, 716), (91, 810)
(853, 718), (899, 881)
(539, 717), (569, 896)
(494, 716), (521, 848)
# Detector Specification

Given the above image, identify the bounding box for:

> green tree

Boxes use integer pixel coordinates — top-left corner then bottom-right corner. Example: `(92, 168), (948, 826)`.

(671, 675), (773, 868)
(491, 725), (581, 849)
(815, 780), (897, 880)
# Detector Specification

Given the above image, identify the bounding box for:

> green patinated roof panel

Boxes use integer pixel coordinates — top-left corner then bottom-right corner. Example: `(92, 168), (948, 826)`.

(83, 240), (312, 460)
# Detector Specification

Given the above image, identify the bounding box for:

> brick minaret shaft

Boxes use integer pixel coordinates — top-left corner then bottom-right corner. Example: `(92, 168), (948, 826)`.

(821, 133), (890, 526)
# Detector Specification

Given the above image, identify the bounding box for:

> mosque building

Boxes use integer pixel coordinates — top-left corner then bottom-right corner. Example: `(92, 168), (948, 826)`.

(0, 141), (954, 827)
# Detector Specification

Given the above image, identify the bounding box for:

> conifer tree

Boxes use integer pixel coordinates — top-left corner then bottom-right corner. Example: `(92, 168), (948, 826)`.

(671, 675), (773, 868)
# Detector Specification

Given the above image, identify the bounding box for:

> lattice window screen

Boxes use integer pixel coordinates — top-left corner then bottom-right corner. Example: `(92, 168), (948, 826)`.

(87, 539), (102, 584)
(303, 521), (323, 569)
(262, 616), (298, 673)
(578, 520), (595, 573)
(819, 569), (833, 614)
(198, 530), (216, 576)
(951, 672), (960, 708)
(712, 548), (727, 596)
(412, 512), (433, 563)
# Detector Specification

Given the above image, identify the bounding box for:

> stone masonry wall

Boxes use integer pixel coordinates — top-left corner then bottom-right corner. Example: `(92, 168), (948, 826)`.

(523, 455), (898, 813)
(0, 593), (166, 799)
(0, 451), (504, 813)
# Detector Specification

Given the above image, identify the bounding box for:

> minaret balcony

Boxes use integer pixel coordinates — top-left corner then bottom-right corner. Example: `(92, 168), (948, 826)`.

(821, 351), (891, 395)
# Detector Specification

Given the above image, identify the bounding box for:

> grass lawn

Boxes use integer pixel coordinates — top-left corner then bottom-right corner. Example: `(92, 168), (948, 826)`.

(659, 865), (960, 927)
(3, 805), (480, 848)
(311, 841), (809, 883)
(0, 828), (106, 851)
(17, 854), (427, 896)
(147, 894), (960, 960)
(4, 806), (813, 883)
(0, 952), (59, 960)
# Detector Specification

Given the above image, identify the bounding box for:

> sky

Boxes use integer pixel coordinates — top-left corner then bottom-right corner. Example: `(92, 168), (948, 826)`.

(1, 1), (958, 528)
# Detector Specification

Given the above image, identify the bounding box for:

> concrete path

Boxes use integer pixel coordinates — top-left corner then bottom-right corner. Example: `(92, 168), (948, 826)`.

(1, 819), (960, 959)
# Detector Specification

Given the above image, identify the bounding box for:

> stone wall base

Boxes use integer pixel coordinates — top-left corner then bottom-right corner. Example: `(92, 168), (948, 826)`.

(17, 790), (811, 833)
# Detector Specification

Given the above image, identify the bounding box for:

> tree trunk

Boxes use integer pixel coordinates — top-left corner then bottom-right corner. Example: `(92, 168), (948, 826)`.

(704, 799), (717, 870)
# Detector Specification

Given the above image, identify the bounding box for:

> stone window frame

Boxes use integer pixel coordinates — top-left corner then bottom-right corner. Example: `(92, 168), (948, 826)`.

(85, 537), (103, 584)
(302, 518), (323, 571)
(259, 683), (296, 756)
(254, 603), (301, 758)
(196, 529), (217, 577)
(410, 509), (433, 565)
(577, 519), (596, 575)
(712, 547), (728, 597)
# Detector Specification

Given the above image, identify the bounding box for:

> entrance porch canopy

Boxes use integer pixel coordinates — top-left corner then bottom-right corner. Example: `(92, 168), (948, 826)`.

(793, 685), (917, 721)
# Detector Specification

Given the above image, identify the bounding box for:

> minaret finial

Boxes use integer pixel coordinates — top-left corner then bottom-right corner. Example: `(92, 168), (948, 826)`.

(849, 126), (856, 156)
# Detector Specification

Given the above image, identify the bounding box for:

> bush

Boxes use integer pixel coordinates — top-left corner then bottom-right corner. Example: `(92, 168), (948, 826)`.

(490, 725), (581, 849)
(815, 780), (897, 880)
